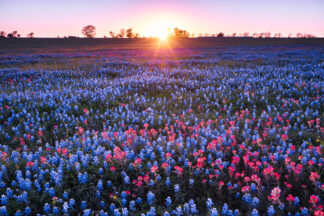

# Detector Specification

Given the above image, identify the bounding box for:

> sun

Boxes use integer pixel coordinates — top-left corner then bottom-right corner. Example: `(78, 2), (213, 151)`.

(145, 19), (172, 40)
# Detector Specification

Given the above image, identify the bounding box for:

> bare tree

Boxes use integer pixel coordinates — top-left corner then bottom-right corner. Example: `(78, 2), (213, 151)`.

(27, 32), (34, 38)
(82, 25), (96, 38)
(126, 28), (134, 38)
(109, 31), (115, 38)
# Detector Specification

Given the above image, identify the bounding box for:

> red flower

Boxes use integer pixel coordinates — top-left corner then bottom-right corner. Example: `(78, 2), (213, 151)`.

(286, 194), (295, 203)
(309, 195), (319, 206)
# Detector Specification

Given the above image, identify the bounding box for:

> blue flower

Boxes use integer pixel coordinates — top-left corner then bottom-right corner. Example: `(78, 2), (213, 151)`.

(24, 207), (31, 216)
(222, 203), (228, 215)
(52, 206), (59, 215)
(165, 196), (172, 208)
(210, 208), (218, 216)
(43, 203), (51, 214)
(301, 208), (309, 216)
(63, 202), (69, 214)
(147, 191), (155, 205)
(251, 209), (259, 216)
(0, 206), (7, 216)
(174, 184), (180, 193)
(267, 206), (275, 216)
(81, 201), (87, 210)
(252, 197), (259, 208)
(206, 198), (214, 209)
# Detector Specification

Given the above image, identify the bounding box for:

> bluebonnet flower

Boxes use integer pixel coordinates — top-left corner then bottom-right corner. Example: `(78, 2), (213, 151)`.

(252, 197), (259, 208)
(63, 191), (68, 199)
(165, 196), (172, 208)
(122, 208), (128, 216)
(69, 199), (75, 209)
(147, 191), (155, 205)
(52, 206), (59, 215)
(210, 208), (218, 216)
(189, 179), (194, 185)
(110, 203), (116, 213)
(43, 203), (51, 214)
(24, 207), (31, 216)
(63, 202), (69, 214)
(147, 207), (156, 216)
(113, 208), (121, 216)
(222, 203), (229, 215)
(81, 201), (87, 210)
(0, 195), (7, 205)
(100, 201), (105, 209)
(267, 206), (275, 216)
(190, 203), (198, 214)
(136, 197), (142, 205)
(206, 198), (214, 209)
(174, 184), (180, 193)
(294, 197), (300, 206)
(251, 209), (259, 216)
(122, 198), (127, 207)
(97, 179), (104, 191)
(301, 208), (309, 216)
(0, 206), (7, 216)
(129, 200), (136, 211)
(83, 209), (91, 216)
(99, 210), (108, 216)
(165, 177), (171, 187)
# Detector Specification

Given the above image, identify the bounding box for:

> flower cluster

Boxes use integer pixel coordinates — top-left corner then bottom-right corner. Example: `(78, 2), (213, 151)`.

(0, 46), (323, 215)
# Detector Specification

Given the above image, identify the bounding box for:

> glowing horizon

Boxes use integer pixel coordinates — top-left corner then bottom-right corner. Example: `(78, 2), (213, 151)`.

(1, 0), (324, 38)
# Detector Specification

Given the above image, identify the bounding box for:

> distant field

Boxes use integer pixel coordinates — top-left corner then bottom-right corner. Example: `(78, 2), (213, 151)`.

(1, 38), (324, 54)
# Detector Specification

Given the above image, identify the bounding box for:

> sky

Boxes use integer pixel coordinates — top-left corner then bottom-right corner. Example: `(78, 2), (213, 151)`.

(1, 0), (324, 38)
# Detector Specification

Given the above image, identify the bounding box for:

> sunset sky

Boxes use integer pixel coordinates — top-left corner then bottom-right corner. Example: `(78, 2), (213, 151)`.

(1, 0), (324, 38)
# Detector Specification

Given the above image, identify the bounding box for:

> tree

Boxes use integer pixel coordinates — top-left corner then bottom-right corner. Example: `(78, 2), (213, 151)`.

(12, 30), (18, 37)
(27, 32), (34, 38)
(0, 31), (6, 38)
(82, 25), (96, 38)
(169, 28), (189, 38)
(109, 31), (115, 38)
(7, 30), (18, 38)
(118, 29), (125, 38)
(296, 33), (303, 38)
(126, 28), (134, 38)
(217, 32), (224, 37)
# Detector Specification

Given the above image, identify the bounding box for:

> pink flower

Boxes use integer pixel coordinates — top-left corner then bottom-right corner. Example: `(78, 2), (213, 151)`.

(26, 161), (34, 167)
(241, 186), (251, 193)
(286, 194), (295, 203)
(309, 172), (320, 183)
(309, 195), (319, 206)
(151, 166), (158, 174)
(174, 166), (183, 176)
(268, 187), (281, 203)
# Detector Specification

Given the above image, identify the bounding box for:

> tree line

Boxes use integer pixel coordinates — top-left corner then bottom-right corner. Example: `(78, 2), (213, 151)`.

(0, 25), (318, 39)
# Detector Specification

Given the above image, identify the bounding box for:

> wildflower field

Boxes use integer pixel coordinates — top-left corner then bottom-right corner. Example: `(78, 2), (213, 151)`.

(0, 39), (323, 216)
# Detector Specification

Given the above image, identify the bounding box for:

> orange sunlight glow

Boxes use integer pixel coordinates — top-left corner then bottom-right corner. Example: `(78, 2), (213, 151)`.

(144, 18), (172, 40)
